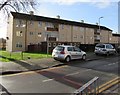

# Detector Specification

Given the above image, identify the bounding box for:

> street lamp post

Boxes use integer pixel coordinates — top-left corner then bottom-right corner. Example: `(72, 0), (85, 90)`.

(98, 17), (103, 43)
(98, 17), (103, 33)
(46, 34), (49, 57)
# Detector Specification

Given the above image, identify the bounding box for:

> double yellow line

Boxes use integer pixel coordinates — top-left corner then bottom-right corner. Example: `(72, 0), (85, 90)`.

(96, 77), (120, 93)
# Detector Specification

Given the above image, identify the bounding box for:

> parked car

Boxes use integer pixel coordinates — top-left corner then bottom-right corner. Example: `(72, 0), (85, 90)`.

(94, 44), (116, 56)
(116, 46), (120, 53)
(52, 45), (86, 62)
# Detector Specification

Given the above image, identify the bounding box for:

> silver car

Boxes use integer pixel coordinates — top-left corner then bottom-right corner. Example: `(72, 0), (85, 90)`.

(94, 44), (116, 56)
(52, 45), (86, 62)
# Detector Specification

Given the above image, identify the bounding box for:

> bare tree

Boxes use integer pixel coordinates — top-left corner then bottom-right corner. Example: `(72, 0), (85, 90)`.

(0, 0), (36, 16)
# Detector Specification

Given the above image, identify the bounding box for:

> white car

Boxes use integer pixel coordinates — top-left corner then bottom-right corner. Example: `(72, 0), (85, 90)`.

(52, 45), (86, 62)
(94, 44), (116, 56)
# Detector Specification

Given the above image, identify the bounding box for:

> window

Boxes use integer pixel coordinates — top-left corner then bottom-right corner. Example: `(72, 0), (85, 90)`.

(45, 22), (53, 27)
(16, 31), (23, 36)
(67, 47), (73, 51)
(74, 47), (81, 52)
(55, 46), (64, 51)
(38, 32), (42, 37)
(106, 44), (114, 49)
(49, 37), (56, 41)
(16, 43), (22, 48)
(96, 44), (105, 48)
(30, 32), (33, 35)
(38, 21), (42, 27)
(97, 35), (100, 39)
(16, 19), (25, 27)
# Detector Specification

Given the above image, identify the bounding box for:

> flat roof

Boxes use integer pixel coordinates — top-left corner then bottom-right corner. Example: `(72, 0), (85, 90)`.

(11, 12), (112, 31)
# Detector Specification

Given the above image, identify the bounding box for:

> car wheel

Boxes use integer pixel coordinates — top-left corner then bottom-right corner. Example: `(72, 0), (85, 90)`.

(65, 56), (71, 62)
(54, 58), (58, 61)
(106, 52), (109, 56)
(114, 51), (117, 55)
(95, 53), (99, 55)
(82, 55), (86, 60)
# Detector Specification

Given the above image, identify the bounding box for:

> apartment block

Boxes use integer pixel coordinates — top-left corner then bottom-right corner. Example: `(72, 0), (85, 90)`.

(6, 12), (117, 52)
(110, 33), (120, 44)
(0, 38), (6, 50)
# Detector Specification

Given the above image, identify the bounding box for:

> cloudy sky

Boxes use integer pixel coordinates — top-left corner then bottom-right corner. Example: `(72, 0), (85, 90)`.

(0, 0), (119, 38)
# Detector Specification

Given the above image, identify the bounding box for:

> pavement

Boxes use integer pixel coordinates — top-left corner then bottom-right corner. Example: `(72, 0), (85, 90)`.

(0, 52), (107, 75)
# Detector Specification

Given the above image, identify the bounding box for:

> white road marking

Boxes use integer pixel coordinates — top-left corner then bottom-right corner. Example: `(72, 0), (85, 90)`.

(108, 63), (114, 66)
(65, 72), (79, 76)
(42, 78), (54, 82)
(65, 69), (91, 77)
(104, 62), (118, 67)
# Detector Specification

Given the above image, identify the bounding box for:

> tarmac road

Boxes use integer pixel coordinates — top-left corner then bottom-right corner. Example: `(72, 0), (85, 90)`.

(0, 56), (119, 94)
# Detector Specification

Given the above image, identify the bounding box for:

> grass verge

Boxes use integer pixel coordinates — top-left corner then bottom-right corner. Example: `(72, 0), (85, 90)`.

(0, 50), (52, 62)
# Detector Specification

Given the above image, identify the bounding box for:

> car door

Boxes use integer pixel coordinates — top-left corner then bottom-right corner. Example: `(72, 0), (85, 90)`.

(106, 44), (115, 54)
(73, 47), (82, 59)
(67, 47), (76, 59)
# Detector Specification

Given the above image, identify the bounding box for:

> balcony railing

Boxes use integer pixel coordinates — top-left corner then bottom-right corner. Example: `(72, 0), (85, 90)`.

(94, 35), (100, 40)
(94, 39), (100, 43)
(46, 27), (58, 31)
(94, 32), (100, 35)
(95, 37), (100, 40)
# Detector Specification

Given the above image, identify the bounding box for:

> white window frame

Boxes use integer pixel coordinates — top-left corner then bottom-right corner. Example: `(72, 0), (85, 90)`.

(45, 22), (54, 27)
(16, 42), (22, 48)
(16, 19), (25, 27)
(38, 21), (42, 27)
(16, 31), (23, 36)
(30, 32), (34, 35)
(38, 32), (42, 37)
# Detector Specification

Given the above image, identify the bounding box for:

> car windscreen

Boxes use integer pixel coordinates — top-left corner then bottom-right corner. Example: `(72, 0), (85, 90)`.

(55, 46), (64, 51)
(96, 44), (105, 48)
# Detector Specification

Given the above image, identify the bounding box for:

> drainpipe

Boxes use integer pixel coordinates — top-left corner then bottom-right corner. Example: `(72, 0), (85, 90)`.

(71, 25), (73, 42)
(108, 31), (110, 43)
(84, 28), (86, 44)
(25, 20), (27, 51)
